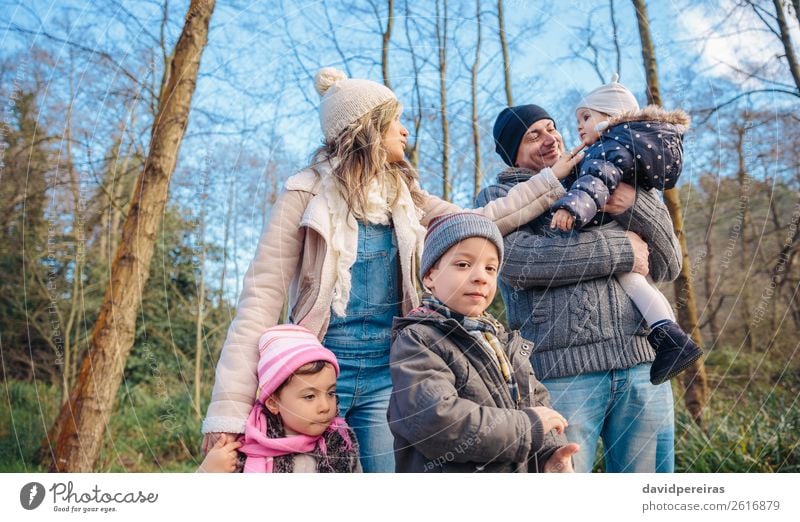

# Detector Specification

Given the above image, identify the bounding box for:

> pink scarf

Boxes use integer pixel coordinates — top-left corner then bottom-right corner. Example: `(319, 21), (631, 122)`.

(239, 403), (352, 473)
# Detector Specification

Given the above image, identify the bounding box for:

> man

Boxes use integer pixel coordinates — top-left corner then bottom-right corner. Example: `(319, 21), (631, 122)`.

(476, 104), (682, 472)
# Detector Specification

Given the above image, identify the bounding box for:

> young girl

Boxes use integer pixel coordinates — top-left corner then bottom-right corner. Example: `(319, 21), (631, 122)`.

(549, 74), (702, 385)
(198, 325), (360, 473)
(202, 67), (584, 472)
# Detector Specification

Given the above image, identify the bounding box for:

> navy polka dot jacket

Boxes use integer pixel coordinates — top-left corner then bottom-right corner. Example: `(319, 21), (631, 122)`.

(552, 105), (690, 229)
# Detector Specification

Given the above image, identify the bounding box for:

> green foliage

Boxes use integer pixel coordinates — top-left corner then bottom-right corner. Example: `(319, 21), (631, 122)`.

(96, 382), (203, 472)
(486, 291), (509, 329)
(586, 382), (799, 473)
(675, 389), (800, 472)
(0, 380), (57, 472)
(0, 379), (204, 472)
(0, 90), (59, 384)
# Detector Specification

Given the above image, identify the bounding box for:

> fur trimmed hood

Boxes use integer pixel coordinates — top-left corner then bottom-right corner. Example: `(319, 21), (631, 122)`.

(607, 104), (690, 134)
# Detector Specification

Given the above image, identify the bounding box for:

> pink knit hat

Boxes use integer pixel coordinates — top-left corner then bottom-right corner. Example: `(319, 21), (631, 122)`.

(256, 325), (339, 403)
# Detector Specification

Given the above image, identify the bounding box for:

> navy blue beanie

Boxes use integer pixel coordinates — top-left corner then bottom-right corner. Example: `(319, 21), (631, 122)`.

(493, 104), (554, 167)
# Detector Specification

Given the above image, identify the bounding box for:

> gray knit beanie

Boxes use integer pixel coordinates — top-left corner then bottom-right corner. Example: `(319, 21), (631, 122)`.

(315, 67), (397, 142)
(420, 212), (504, 280)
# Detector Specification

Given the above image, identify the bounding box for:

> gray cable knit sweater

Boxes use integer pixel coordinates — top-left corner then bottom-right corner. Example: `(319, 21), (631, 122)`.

(476, 168), (682, 380)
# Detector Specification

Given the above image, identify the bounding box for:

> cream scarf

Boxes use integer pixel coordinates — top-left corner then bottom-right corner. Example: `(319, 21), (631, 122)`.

(319, 166), (427, 317)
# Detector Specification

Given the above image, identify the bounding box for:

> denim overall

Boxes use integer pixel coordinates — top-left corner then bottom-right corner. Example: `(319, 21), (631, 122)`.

(323, 221), (400, 472)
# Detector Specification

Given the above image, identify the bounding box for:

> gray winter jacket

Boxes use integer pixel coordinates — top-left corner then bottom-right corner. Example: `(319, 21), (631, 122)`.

(552, 106), (690, 228)
(387, 308), (566, 473)
(476, 173), (682, 380)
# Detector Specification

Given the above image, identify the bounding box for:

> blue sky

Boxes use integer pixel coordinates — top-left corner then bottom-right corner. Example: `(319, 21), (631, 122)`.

(1, 0), (794, 299)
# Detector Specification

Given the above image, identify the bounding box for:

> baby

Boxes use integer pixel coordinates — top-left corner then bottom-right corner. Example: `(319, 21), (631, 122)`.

(550, 74), (702, 385)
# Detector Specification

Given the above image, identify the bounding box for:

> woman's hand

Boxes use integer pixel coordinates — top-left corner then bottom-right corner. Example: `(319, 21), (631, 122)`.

(551, 143), (586, 180)
(197, 438), (242, 473)
(202, 432), (239, 456)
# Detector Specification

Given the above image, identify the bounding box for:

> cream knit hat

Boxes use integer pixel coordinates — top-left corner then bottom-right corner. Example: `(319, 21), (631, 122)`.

(315, 67), (397, 141)
(576, 73), (640, 118)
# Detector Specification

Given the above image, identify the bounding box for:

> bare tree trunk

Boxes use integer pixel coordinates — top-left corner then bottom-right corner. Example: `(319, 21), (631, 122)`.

(218, 170), (233, 309)
(632, 0), (708, 426)
(99, 118), (136, 265)
(232, 174), (241, 298)
(62, 100), (82, 405)
(735, 126), (755, 352)
(793, 0), (800, 28)
(702, 231), (720, 344)
(497, 0), (513, 105)
(402, 0), (422, 169)
(382, 0), (394, 89)
(773, 0), (800, 92)
(194, 198), (207, 419)
(633, 0), (661, 105)
(769, 194), (800, 326)
(435, 0), (450, 201)
(48, 0), (216, 472)
(701, 183), (721, 345)
(471, 0), (482, 201)
(157, 0), (174, 113)
(610, 0), (622, 74)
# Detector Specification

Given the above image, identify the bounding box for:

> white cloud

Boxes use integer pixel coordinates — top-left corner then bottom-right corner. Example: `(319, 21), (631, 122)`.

(679, 1), (797, 89)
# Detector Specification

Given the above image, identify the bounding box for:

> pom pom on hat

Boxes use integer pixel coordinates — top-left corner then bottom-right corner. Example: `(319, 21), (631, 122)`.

(315, 66), (397, 141)
(577, 73), (640, 118)
(314, 67), (348, 97)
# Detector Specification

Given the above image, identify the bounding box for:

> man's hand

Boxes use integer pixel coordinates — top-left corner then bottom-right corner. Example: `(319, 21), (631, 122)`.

(532, 406), (569, 435)
(543, 443), (580, 473)
(601, 182), (636, 215)
(550, 209), (576, 232)
(202, 432), (239, 456)
(551, 143), (586, 180)
(626, 231), (650, 276)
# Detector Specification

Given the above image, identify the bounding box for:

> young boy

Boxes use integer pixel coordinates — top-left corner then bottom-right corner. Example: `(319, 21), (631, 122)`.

(387, 212), (579, 472)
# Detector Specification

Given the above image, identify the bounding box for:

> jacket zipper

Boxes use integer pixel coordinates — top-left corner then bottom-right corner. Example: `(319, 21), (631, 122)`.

(443, 319), (518, 409)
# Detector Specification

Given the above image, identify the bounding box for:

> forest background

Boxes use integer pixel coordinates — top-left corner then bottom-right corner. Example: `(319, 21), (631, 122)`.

(1, 0), (798, 472)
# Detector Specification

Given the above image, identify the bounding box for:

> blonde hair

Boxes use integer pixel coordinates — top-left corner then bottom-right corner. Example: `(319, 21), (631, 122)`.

(313, 99), (424, 220)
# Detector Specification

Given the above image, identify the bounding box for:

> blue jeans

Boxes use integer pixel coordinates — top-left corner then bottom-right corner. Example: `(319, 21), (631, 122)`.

(542, 363), (675, 473)
(328, 345), (395, 473)
(323, 222), (399, 473)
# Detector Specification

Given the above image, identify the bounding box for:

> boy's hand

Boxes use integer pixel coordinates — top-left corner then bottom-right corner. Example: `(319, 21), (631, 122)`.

(543, 443), (580, 473)
(197, 438), (242, 473)
(551, 143), (586, 180)
(550, 209), (575, 231)
(532, 406), (568, 435)
(202, 432), (238, 456)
